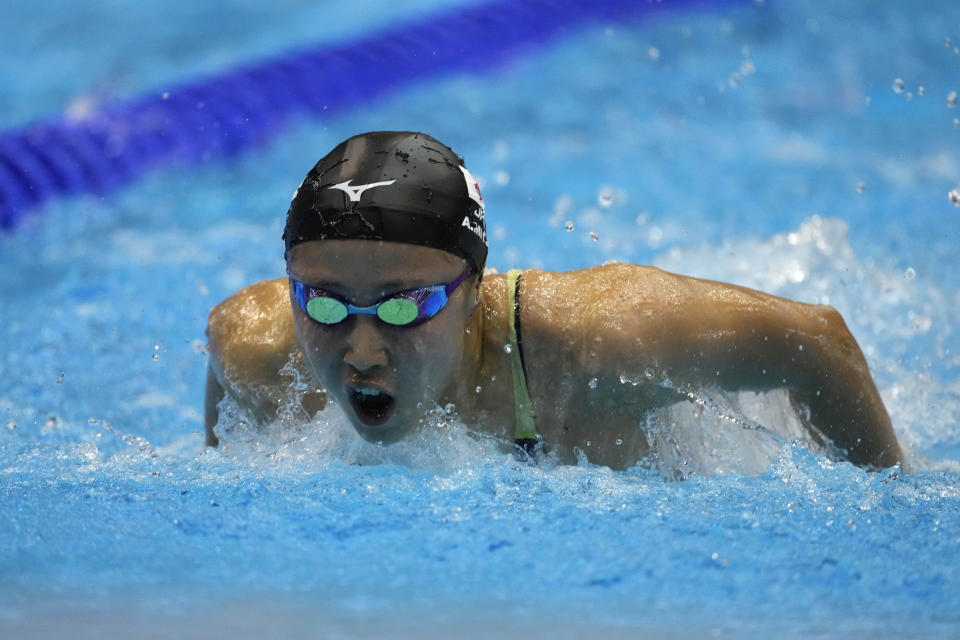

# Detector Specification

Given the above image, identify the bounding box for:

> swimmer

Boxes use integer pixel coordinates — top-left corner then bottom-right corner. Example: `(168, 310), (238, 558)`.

(205, 131), (904, 470)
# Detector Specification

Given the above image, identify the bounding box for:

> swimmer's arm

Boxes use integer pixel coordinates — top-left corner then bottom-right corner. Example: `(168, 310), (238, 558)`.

(204, 279), (327, 446)
(599, 269), (903, 468)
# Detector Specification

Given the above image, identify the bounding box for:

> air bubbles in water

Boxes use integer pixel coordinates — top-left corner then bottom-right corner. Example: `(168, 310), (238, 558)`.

(947, 91), (957, 108)
(856, 181), (866, 194)
(565, 221), (575, 232)
(648, 47), (661, 61)
(904, 267), (916, 280)
(892, 78), (905, 94)
(949, 188), (960, 207)
(589, 231), (599, 242)
(588, 377), (598, 390)
(504, 343), (512, 354)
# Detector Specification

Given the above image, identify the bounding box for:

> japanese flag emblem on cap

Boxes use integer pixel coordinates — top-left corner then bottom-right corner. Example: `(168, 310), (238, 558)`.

(459, 166), (484, 218)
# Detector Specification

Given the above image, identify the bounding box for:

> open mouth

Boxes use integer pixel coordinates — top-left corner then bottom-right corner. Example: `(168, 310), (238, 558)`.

(347, 386), (396, 426)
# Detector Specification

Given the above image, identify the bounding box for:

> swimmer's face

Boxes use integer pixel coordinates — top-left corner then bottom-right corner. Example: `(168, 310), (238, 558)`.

(287, 239), (479, 444)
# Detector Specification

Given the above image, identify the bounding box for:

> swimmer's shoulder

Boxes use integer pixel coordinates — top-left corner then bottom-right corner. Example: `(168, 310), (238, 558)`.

(206, 278), (298, 386)
(518, 263), (675, 322)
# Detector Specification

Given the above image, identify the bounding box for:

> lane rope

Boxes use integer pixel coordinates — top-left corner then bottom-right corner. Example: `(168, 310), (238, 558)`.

(0, 0), (733, 228)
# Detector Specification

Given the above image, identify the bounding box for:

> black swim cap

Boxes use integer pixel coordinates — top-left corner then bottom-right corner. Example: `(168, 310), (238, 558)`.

(283, 131), (487, 273)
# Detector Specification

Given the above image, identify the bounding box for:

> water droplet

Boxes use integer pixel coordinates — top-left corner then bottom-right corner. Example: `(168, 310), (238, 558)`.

(619, 374), (628, 385)
(475, 385), (482, 394)
(7, 421), (16, 430)
(589, 231), (599, 242)
(588, 377), (598, 390)
(648, 46), (661, 61)
(949, 188), (960, 206)
(856, 181), (866, 194)
(152, 354), (161, 361)
(564, 221), (575, 232)
(905, 267), (916, 280)
(597, 188), (614, 207)
(503, 343), (512, 354)
(947, 91), (957, 108)
(56, 373), (64, 383)
(918, 86), (925, 96)
(615, 438), (623, 446)
(891, 78), (905, 94)
(644, 368), (654, 380)
(161, 92), (170, 100)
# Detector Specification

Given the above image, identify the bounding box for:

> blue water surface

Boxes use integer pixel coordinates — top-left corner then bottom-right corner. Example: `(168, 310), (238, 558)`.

(2, 0), (959, 637)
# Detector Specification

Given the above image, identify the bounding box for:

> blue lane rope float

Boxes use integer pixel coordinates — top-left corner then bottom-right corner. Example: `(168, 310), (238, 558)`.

(0, 0), (738, 228)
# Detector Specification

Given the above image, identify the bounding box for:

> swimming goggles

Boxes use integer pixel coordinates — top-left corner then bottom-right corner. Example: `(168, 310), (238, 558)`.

(290, 266), (473, 327)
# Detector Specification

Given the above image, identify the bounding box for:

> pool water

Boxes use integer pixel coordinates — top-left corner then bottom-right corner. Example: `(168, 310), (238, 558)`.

(2, 0), (959, 637)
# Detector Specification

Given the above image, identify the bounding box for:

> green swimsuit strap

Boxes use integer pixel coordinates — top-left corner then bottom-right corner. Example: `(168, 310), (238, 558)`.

(506, 269), (538, 445)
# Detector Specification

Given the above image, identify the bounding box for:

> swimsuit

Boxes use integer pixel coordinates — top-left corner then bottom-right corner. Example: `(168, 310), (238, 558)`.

(506, 269), (539, 454)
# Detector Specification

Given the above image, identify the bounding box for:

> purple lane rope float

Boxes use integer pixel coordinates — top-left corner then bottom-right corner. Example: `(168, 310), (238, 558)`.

(0, 0), (737, 228)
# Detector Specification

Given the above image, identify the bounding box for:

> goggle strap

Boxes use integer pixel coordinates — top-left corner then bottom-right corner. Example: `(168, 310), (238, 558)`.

(444, 266), (473, 295)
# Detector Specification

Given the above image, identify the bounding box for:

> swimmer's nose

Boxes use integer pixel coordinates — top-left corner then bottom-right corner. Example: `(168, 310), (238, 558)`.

(343, 318), (389, 371)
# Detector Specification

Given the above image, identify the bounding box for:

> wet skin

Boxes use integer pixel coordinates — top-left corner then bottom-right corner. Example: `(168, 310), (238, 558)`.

(206, 240), (905, 470)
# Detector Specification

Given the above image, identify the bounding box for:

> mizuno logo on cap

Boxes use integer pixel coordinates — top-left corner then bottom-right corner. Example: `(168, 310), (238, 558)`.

(328, 179), (396, 201)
